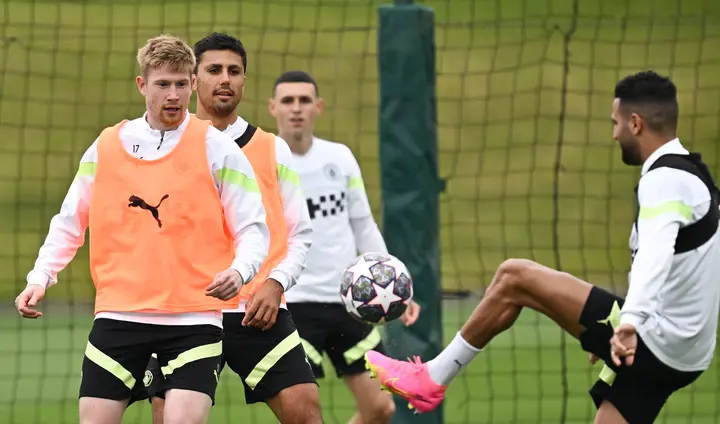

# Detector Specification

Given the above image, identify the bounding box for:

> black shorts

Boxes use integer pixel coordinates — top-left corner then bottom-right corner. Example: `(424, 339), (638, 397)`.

(139, 309), (316, 405)
(81, 318), (223, 404)
(579, 286), (704, 424)
(287, 302), (385, 379)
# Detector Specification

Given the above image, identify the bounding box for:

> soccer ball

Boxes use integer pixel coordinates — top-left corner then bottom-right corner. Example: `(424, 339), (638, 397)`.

(339, 252), (414, 325)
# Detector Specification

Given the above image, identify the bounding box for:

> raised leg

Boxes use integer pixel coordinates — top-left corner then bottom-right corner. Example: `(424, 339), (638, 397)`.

(458, 258), (590, 349)
(365, 258), (596, 413)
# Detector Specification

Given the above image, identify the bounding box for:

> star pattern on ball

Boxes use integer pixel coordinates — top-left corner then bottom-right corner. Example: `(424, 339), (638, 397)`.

(340, 279), (365, 311)
(351, 256), (377, 282)
(367, 280), (403, 314)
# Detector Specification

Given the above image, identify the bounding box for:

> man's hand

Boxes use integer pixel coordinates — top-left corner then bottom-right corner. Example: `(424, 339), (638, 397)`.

(399, 300), (421, 326)
(588, 353), (599, 365)
(16, 285), (46, 319)
(243, 279), (283, 330)
(205, 269), (243, 301)
(609, 323), (638, 367)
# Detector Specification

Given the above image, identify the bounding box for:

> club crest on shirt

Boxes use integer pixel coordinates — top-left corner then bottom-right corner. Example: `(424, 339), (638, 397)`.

(324, 163), (341, 181)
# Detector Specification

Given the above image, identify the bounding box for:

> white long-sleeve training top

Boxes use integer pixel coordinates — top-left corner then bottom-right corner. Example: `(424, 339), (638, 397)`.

(25, 111), (270, 329)
(285, 136), (388, 304)
(622, 138), (720, 372)
(220, 116), (313, 313)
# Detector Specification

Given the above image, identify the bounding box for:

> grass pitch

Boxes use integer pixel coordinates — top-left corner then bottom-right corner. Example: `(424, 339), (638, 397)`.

(0, 0), (719, 422)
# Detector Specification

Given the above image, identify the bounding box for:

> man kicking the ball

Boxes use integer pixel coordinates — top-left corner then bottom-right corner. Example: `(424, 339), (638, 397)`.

(365, 71), (720, 424)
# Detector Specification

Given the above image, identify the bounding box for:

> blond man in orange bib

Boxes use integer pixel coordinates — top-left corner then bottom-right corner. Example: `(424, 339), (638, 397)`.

(14, 34), (270, 424)
(136, 32), (322, 424)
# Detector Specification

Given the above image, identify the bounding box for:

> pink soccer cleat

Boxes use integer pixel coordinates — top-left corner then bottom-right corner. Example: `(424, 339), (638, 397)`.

(364, 350), (447, 413)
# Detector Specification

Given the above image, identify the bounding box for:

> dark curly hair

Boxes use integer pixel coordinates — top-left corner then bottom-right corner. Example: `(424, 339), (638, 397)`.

(614, 70), (678, 133)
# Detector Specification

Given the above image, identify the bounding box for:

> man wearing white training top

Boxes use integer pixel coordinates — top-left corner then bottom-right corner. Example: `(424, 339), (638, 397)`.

(365, 70), (720, 424)
(268, 70), (421, 424)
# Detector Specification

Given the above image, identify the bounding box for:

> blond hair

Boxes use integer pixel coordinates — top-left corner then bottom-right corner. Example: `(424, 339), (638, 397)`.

(137, 34), (195, 77)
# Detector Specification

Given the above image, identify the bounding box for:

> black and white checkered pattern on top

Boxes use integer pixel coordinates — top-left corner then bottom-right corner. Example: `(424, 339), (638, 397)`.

(306, 191), (346, 219)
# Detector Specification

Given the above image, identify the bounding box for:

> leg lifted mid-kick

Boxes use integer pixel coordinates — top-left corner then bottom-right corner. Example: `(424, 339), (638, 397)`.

(365, 258), (595, 413)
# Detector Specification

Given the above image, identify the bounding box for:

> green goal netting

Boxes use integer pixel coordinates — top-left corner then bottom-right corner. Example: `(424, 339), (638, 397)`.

(1, 0), (718, 423)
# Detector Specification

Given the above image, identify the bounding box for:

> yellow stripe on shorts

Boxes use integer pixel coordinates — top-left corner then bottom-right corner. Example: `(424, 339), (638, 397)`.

(245, 330), (302, 390)
(343, 327), (382, 365)
(84, 341), (136, 390)
(597, 300), (622, 385)
(300, 338), (323, 366)
(160, 341), (222, 377)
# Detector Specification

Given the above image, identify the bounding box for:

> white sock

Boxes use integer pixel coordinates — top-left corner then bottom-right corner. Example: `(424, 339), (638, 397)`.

(426, 332), (481, 386)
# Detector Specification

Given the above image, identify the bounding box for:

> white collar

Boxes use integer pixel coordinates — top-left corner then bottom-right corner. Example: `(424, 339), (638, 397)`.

(641, 138), (687, 175)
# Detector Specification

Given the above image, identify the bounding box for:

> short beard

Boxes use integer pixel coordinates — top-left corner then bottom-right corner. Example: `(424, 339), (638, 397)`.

(620, 143), (642, 166)
(210, 101), (238, 118)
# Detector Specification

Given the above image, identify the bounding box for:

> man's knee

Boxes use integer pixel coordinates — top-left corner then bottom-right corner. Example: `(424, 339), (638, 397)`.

(493, 258), (541, 292)
(362, 392), (395, 423)
(79, 397), (127, 424)
(267, 383), (322, 424)
(162, 389), (211, 424)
